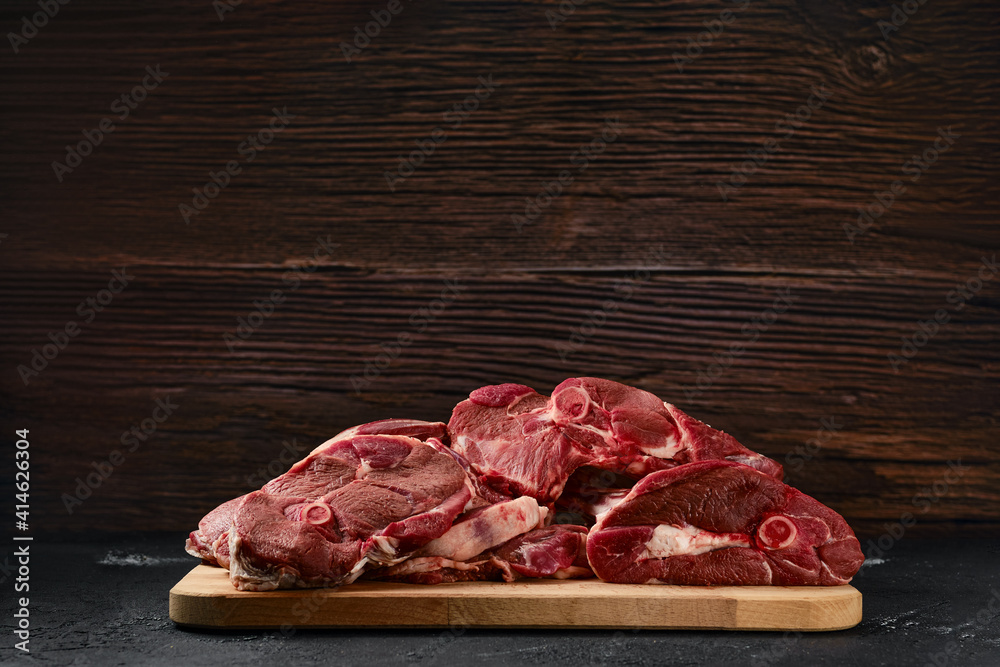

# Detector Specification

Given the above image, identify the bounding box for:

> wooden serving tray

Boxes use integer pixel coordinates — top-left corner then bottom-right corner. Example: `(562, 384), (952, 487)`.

(169, 564), (862, 631)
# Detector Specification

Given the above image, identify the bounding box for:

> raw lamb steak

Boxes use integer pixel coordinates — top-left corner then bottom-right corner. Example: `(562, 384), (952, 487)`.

(368, 524), (592, 584)
(587, 461), (864, 586)
(185, 418), (448, 567)
(185, 494), (246, 566)
(227, 433), (471, 590)
(449, 377), (782, 503)
(307, 418), (448, 456)
(366, 440), (592, 584)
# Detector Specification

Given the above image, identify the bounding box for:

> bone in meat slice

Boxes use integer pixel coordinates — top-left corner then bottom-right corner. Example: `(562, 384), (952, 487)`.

(587, 461), (864, 586)
(368, 524), (593, 584)
(448, 377), (783, 504)
(226, 434), (471, 590)
(185, 418), (449, 567)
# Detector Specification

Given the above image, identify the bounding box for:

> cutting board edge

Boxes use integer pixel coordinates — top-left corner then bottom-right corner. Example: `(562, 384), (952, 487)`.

(169, 564), (863, 632)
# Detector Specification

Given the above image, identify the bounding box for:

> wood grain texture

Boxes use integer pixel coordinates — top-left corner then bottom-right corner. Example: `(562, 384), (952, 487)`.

(0, 0), (997, 536)
(168, 564), (863, 631)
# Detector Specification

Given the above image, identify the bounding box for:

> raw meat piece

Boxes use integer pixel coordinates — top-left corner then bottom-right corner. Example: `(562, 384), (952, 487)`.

(449, 377), (782, 503)
(587, 461), (864, 586)
(494, 524), (592, 580)
(308, 418), (448, 455)
(187, 382), (853, 592)
(366, 444), (591, 585)
(185, 418), (448, 567)
(418, 496), (548, 562)
(425, 436), (513, 507)
(227, 434), (471, 590)
(368, 524), (592, 584)
(185, 495), (246, 565)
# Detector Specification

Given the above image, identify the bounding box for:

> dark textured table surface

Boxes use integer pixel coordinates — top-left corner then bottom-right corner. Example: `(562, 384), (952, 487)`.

(2, 535), (998, 666)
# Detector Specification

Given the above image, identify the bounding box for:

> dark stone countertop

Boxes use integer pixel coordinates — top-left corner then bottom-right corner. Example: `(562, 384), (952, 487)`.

(3, 535), (999, 666)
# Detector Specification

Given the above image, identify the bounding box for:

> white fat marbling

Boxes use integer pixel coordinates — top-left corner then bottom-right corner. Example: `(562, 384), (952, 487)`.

(639, 433), (682, 459)
(641, 524), (750, 560)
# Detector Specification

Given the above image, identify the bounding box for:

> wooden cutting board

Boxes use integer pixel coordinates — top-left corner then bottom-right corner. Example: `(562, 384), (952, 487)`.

(170, 564), (862, 631)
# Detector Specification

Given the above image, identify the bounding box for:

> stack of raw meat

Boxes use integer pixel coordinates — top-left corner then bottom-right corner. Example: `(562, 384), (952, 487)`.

(186, 378), (864, 590)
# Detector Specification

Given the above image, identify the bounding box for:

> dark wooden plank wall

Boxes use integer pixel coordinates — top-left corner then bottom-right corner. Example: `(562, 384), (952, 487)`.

(1, 0), (997, 537)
